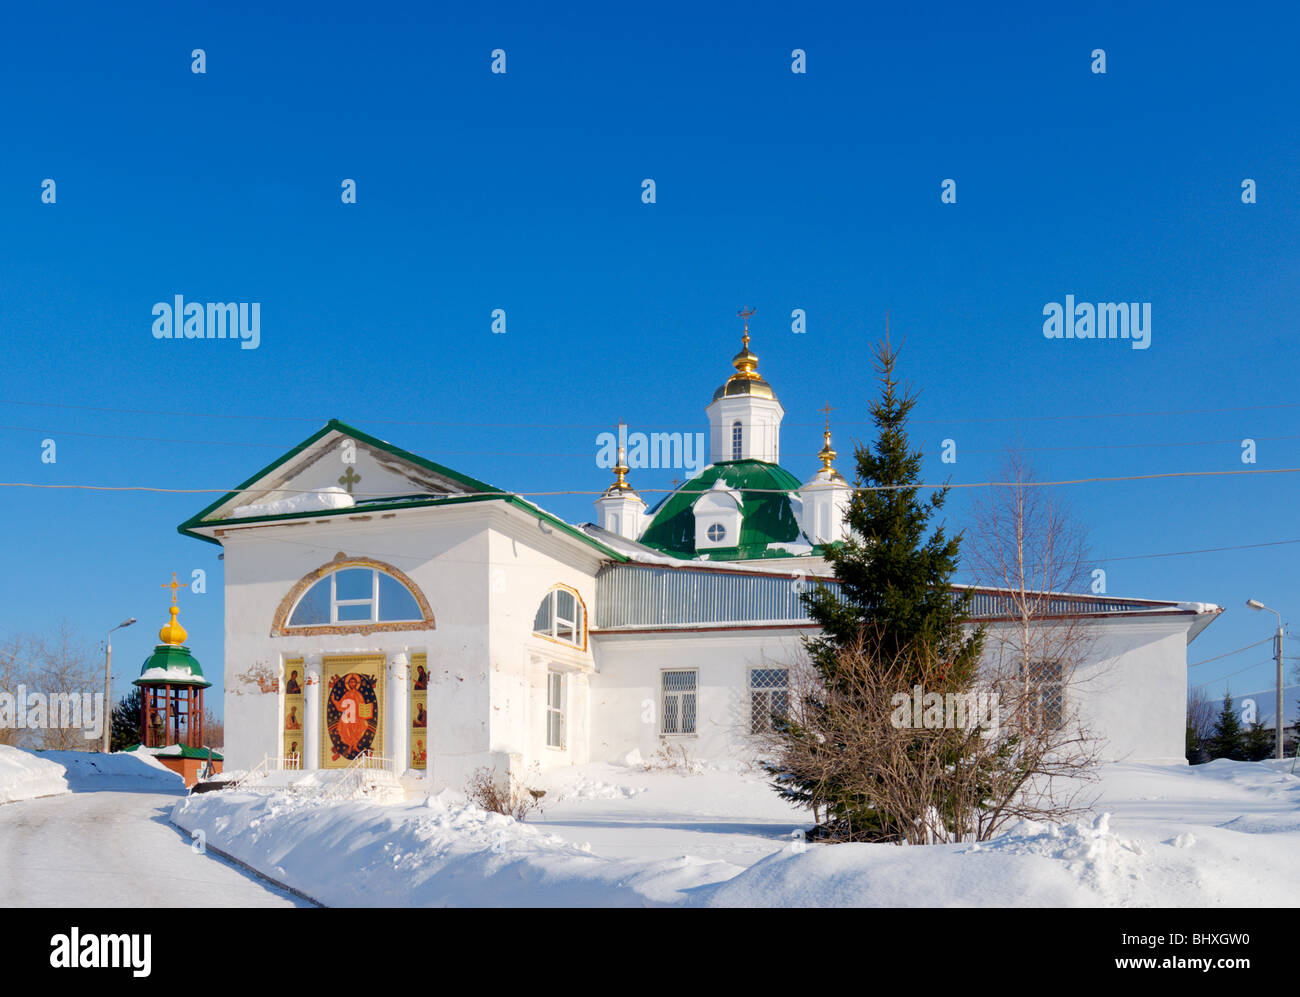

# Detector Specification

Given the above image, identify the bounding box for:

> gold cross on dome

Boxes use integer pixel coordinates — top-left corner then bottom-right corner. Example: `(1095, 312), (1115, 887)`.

(820, 400), (834, 430)
(161, 572), (188, 605)
(737, 307), (755, 344)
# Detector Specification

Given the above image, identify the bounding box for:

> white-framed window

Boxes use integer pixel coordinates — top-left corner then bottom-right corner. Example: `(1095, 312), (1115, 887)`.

(533, 585), (586, 648)
(731, 421), (743, 460)
(749, 668), (790, 734)
(546, 670), (565, 748)
(288, 567), (422, 627)
(1022, 659), (1064, 730)
(661, 669), (698, 735)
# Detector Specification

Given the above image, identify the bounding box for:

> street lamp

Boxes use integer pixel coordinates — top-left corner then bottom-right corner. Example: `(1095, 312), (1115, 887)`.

(1246, 599), (1286, 760)
(104, 618), (137, 754)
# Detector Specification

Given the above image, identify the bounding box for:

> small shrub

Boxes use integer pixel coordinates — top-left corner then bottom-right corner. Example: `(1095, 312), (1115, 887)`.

(466, 767), (542, 821)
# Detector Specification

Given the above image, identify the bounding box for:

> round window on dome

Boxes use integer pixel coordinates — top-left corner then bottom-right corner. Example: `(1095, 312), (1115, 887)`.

(706, 523), (727, 543)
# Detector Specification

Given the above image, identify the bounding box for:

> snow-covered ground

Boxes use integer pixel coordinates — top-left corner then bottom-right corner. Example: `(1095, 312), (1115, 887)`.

(0, 744), (69, 803)
(171, 757), (1300, 907)
(0, 747), (308, 907)
(0, 744), (188, 803)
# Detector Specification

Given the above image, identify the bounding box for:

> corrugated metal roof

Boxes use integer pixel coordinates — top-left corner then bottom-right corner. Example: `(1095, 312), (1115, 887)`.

(595, 563), (1175, 630)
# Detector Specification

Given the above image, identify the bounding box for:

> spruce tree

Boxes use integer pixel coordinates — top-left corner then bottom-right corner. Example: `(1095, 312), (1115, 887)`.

(1207, 693), (1245, 761)
(1243, 721), (1273, 762)
(772, 336), (984, 837)
(110, 688), (142, 752)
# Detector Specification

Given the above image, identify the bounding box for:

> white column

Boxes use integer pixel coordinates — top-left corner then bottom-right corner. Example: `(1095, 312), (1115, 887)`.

(387, 650), (409, 772)
(303, 653), (322, 771)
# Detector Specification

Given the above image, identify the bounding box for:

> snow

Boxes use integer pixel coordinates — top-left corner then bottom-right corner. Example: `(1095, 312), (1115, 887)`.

(135, 666), (208, 684)
(0, 747), (300, 906)
(9, 747), (1299, 906)
(0, 744), (68, 804)
(231, 486), (354, 519)
(0, 746), (184, 804)
(168, 757), (1300, 907)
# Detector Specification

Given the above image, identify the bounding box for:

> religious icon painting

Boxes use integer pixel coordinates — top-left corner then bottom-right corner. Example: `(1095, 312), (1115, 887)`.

(409, 653), (428, 769)
(321, 655), (385, 768)
(412, 652), (428, 692)
(283, 658), (305, 769)
(410, 734), (427, 769)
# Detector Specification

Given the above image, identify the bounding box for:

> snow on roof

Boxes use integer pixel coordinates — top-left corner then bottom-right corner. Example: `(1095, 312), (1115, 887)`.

(579, 524), (824, 577)
(232, 486), (354, 519)
(136, 666), (209, 685)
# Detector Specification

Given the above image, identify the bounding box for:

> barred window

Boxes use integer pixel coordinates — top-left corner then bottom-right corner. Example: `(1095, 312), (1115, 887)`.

(546, 671), (565, 748)
(749, 668), (790, 734)
(1022, 659), (1064, 730)
(661, 670), (698, 735)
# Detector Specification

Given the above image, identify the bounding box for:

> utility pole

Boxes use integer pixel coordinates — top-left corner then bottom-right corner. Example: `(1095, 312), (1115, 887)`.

(1247, 599), (1286, 760)
(104, 618), (137, 753)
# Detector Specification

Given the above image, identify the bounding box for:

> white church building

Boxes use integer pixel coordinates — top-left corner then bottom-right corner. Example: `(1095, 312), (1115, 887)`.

(180, 325), (1220, 786)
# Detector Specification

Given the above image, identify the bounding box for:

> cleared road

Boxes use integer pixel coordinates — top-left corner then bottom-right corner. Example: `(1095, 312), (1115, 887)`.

(0, 789), (307, 907)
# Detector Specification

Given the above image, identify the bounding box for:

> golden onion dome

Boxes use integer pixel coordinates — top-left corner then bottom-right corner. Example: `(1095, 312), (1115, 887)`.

(159, 605), (189, 646)
(713, 310), (777, 401)
(816, 427), (847, 483)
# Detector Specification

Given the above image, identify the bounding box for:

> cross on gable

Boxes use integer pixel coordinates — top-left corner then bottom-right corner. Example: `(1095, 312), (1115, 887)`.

(339, 466), (362, 494)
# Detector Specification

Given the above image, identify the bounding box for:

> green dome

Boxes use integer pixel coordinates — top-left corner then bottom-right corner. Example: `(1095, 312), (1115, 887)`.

(639, 459), (814, 561)
(133, 644), (211, 688)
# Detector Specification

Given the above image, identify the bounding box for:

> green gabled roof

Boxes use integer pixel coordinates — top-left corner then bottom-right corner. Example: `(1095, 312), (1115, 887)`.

(639, 459), (811, 561)
(176, 419), (627, 562)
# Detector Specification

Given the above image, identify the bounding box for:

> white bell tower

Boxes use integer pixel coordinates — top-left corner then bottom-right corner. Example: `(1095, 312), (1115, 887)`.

(799, 424), (852, 546)
(593, 439), (646, 540)
(705, 309), (784, 465)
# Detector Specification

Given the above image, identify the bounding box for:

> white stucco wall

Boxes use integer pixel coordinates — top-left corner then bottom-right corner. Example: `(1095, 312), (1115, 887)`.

(590, 615), (1197, 768)
(483, 520), (600, 778)
(589, 628), (810, 765)
(219, 506), (496, 784)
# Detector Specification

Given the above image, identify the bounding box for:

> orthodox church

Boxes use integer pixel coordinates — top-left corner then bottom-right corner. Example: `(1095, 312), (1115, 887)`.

(181, 319), (1220, 786)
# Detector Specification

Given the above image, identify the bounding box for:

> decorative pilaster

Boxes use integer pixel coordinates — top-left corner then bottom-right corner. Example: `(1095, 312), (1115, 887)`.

(387, 650), (409, 771)
(303, 653), (322, 771)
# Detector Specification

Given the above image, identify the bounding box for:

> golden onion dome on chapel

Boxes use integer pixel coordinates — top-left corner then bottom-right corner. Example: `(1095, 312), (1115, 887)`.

(712, 309), (777, 402)
(159, 605), (189, 646)
(157, 572), (189, 646)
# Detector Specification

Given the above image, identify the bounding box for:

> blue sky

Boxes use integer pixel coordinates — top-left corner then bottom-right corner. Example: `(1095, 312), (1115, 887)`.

(1, 1), (1298, 720)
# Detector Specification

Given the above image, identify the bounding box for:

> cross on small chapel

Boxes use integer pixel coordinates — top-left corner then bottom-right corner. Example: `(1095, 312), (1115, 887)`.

(339, 466), (362, 494)
(161, 571), (188, 605)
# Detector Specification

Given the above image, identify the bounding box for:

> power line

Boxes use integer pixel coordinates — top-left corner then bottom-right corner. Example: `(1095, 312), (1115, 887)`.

(5, 420), (1298, 460)
(1088, 537), (1300, 564)
(4, 396), (1300, 430)
(1189, 636), (1274, 667)
(6, 463), (1300, 497)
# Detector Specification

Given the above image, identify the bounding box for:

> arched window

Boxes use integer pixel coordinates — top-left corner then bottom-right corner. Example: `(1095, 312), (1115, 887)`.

(533, 585), (587, 649)
(272, 554), (434, 636)
(731, 421), (743, 460)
